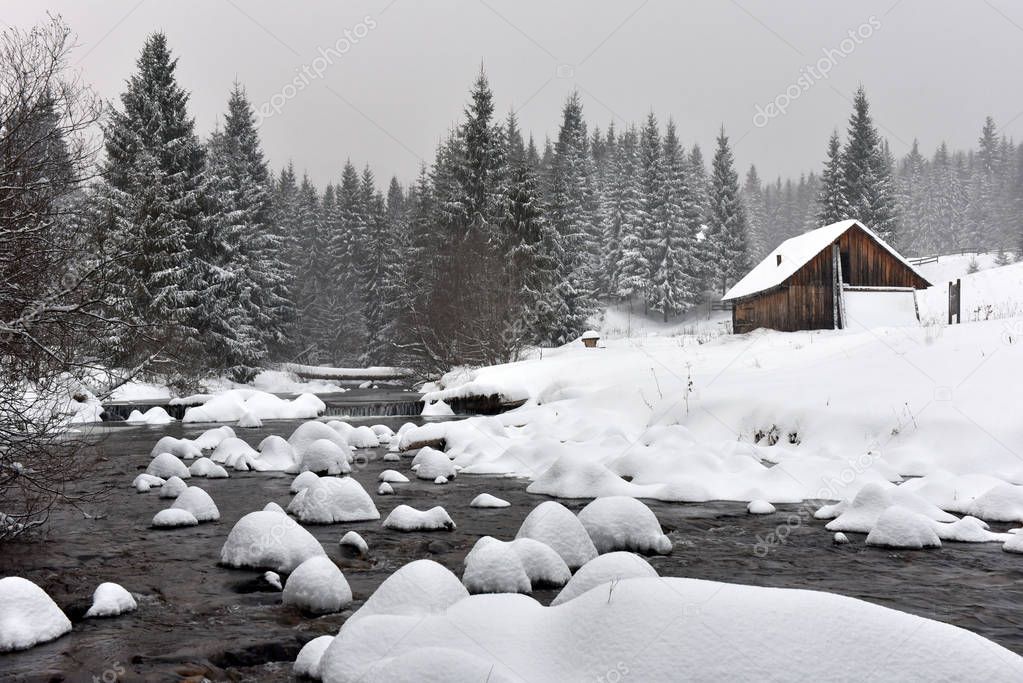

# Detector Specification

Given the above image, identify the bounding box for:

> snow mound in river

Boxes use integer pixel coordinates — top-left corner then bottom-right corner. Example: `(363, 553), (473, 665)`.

(283, 556), (352, 614)
(577, 496), (672, 555)
(552, 552), (659, 606)
(288, 476), (379, 523)
(0, 577), (71, 652)
(382, 505), (455, 531)
(515, 501), (597, 569)
(84, 582), (137, 618)
(220, 509), (325, 572)
(345, 559), (468, 626)
(317, 569), (1023, 682)
(865, 506), (942, 549)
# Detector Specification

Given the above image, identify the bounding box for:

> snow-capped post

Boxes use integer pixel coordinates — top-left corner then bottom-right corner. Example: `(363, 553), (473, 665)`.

(581, 330), (600, 348)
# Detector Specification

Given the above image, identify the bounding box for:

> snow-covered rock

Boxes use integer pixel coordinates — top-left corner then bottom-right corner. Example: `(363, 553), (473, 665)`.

(411, 447), (457, 480)
(132, 473), (164, 492)
(145, 452), (191, 479)
(340, 531), (369, 555)
(378, 469), (409, 483)
(236, 409), (262, 428)
(377, 482), (394, 495)
(192, 426), (235, 451)
(515, 501), (597, 569)
(833, 532), (850, 544)
(288, 476), (379, 523)
(171, 486), (220, 522)
(433, 476), (448, 485)
(577, 496), (672, 555)
(188, 457), (229, 478)
(345, 559), (468, 626)
(149, 436), (201, 460)
(256, 434), (298, 471)
(289, 420), (349, 455)
(933, 515), (1003, 543)
(968, 484), (1023, 523)
(290, 470), (320, 493)
(264, 571), (282, 590)
(220, 510), (326, 572)
(422, 399), (455, 416)
(526, 452), (634, 498)
(126, 406), (174, 425)
(824, 483), (954, 533)
(470, 493), (510, 508)
(747, 499), (776, 515)
(317, 571), (1023, 682)
(382, 505), (455, 531)
(462, 537), (531, 594)
(552, 552), (658, 606)
(180, 389), (324, 423)
(1003, 533), (1023, 554)
(507, 538), (570, 587)
(157, 475), (188, 499)
(371, 424), (394, 442)
(347, 425), (380, 448)
(283, 556), (352, 614)
(0, 577), (72, 652)
(298, 438), (352, 475)
(294, 634), (333, 679)
(210, 437), (260, 470)
(84, 582), (137, 618)
(152, 508), (199, 528)
(865, 506), (942, 549)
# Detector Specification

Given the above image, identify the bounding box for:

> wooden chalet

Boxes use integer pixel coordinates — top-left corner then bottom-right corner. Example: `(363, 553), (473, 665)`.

(722, 220), (931, 334)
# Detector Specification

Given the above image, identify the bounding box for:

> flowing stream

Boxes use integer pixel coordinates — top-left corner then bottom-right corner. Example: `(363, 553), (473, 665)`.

(2, 409), (1022, 681)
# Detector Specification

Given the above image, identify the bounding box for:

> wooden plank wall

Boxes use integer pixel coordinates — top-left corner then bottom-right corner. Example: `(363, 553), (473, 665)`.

(731, 225), (928, 334)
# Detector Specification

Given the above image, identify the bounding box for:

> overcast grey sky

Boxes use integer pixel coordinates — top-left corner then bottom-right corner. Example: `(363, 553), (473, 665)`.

(5, 0), (1023, 187)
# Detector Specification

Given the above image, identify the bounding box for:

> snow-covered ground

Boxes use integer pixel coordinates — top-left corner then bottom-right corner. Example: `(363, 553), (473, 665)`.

(416, 264), (1023, 548)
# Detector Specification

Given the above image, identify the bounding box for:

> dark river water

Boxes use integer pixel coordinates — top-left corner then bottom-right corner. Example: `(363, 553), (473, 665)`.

(2, 404), (1022, 681)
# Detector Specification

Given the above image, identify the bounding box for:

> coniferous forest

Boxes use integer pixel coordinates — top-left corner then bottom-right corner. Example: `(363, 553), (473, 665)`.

(7, 21), (1023, 386)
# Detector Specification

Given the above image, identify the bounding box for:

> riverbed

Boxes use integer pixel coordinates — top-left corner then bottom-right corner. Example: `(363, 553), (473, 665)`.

(3, 412), (1022, 681)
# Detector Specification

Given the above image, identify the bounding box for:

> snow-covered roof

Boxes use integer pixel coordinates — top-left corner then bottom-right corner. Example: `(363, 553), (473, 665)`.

(722, 220), (929, 301)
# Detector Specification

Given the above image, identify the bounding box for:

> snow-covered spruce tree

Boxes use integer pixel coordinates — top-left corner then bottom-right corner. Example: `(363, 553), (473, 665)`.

(705, 127), (750, 294)
(840, 87), (898, 242)
(98, 32), (214, 380)
(742, 165), (770, 260)
(637, 112), (662, 310)
(896, 139), (930, 255)
(543, 92), (600, 344)
(402, 70), (518, 372)
(604, 126), (641, 302)
(290, 174), (327, 360)
(816, 129), (850, 226)
(372, 176), (408, 364)
(357, 167), (393, 365)
(649, 119), (700, 321)
(502, 112), (558, 351)
(205, 84), (293, 380)
(932, 144), (970, 253)
(966, 116), (1001, 250)
(321, 161), (367, 364)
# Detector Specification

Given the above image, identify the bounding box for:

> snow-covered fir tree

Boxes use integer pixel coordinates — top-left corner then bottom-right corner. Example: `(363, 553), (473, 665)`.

(649, 119), (699, 320)
(204, 83), (293, 379)
(98, 32), (211, 375)
(816, 129), (850, 226)
(705, 127), (749, 294)
(543, 92), (599, 344)
(840, 87), (898, 241)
